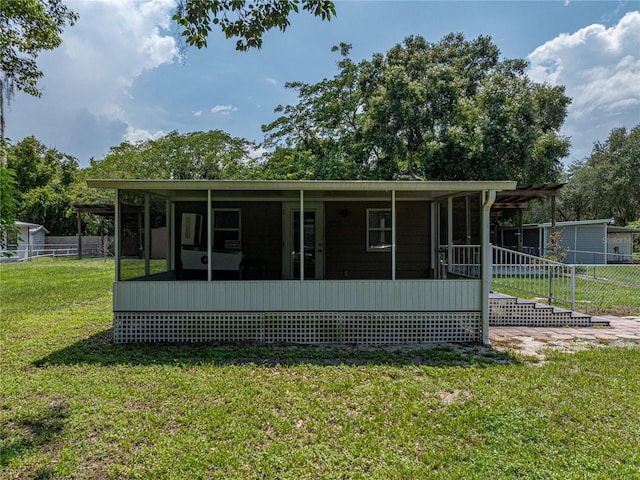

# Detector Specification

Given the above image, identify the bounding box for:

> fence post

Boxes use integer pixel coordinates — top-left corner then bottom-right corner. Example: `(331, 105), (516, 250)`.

(570, 264), (575, 311)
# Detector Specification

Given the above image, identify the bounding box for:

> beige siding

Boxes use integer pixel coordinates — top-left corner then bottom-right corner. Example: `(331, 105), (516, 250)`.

(114, 279), (481, 312)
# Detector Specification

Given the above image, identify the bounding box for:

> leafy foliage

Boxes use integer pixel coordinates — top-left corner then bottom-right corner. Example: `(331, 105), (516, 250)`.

(557, 124), (640, 226)
(173, 0), (335, 51)
(87, 130), (256, 180)
(262, 34), (571, 181)
(6, 136), (79, 234)
(0, 166), (19, 254)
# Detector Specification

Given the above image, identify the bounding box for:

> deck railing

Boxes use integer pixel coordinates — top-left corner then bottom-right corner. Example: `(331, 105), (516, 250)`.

(492, 245), (575, 310)
(440, 245), (481, 279)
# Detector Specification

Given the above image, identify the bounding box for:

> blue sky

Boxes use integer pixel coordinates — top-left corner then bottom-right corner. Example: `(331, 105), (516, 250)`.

(6, 0), (640, 168)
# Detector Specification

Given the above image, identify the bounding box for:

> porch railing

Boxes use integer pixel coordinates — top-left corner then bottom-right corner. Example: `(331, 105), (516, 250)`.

(440, 245), (481, 279)
(492, 245), (575, 310)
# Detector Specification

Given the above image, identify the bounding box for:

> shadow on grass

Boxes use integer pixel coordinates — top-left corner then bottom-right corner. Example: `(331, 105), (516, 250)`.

(0, 398), (68, 473)
(34, 329), (519, 368)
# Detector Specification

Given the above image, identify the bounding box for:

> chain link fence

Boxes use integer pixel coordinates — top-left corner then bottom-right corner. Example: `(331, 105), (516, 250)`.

(574, 264), (640, 315)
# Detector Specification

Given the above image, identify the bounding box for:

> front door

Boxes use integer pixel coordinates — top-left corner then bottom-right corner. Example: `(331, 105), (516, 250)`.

(283, 202), (324, 279)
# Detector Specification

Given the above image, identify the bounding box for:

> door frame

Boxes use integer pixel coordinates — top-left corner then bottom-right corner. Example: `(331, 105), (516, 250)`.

(282, 202), (324, 280)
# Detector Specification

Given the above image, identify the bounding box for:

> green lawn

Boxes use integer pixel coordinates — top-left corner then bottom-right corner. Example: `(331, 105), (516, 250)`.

(2, 258), (640, 479)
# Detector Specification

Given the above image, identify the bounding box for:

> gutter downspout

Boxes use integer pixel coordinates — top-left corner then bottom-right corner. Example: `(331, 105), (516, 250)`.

(481, 190), (497, 345)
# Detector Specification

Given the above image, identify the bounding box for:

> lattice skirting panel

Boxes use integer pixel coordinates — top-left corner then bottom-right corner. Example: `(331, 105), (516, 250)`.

(113, 311), (482, 344)
(490, 301), (591, 327)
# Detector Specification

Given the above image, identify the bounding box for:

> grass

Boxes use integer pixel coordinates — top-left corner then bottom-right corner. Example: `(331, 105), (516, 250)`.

(2, 258), (640, 478)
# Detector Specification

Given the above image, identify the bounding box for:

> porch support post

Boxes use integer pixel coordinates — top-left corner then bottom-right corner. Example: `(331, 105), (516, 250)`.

(300, 189), (304, 281)
(170, 202), (176, 271)
(391, 190), (396, 280)
(430, 202), (438, 278)
(518, 208), (523, 253)
(144, 194), (150, 277)
(114, 188), (121, 281)
(207, 189), (212, 281)
(76, 212), (82, 260)
(481, 190), (497, 345)
(447, 197), (453, 276)
(165, 200), (171, 272)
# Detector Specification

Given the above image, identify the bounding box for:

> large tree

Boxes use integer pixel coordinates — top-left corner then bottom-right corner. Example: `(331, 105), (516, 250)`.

(0, 0), (76, 244)
(6, 136), (79, 234)
(560, 125), (640, 226)
(262, 34), (571, 181)
(174, 0), (335, 50)
(87, 130), (256, 181)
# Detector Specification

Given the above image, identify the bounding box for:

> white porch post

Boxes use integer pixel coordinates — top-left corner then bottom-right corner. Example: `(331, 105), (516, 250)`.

(447, 197), (453, 275)
(391, 190), (396, 280)
(207, 189), (212, 281)
(430, 202), (438, 278)
(144, 194), (150, 277)
(114, 188), (121, 281)
(169, 202), (176, 271)
(166, 200), (171, 272)
(481, 190), (496, 345)
(300, 189), (304, 281)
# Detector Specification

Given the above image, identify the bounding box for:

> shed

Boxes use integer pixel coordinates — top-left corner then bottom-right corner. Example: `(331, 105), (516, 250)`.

(0, 222), (49, 261)
(498, 218), (640, 264)
(88, 179), (516, 345)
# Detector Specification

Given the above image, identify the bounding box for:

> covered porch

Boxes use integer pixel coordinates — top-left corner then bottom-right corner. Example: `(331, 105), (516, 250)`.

(88, 179), (515, 344)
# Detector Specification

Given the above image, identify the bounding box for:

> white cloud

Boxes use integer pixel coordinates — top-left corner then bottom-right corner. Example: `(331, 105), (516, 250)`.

(6, 0), (178, 163)
(528, 11), (640, 160)
(264, 77), (277, 85)
(211, 104), (238, 115)
(192, 110), (203, 117)
(124, 124), (165, 144)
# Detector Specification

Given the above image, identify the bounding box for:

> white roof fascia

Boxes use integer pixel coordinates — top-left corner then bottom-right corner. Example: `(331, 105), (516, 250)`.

(87, 179), (516, 193)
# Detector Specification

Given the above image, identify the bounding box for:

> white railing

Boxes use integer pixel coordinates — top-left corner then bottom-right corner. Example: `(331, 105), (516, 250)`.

(492, 245), (575, 310)
(440, 245), (481, 279)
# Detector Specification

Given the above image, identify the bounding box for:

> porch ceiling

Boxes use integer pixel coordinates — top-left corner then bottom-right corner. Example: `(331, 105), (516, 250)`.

(87, 179), (517, 202)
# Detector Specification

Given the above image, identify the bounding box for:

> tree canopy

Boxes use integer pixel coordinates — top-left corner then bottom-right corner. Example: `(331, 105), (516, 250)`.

(558, 124), (640, 226)
(6, 136), (79, 234)
(87, 130), (256, 181)
(262, 34), (571, 182)
(173, 0), (335, 50)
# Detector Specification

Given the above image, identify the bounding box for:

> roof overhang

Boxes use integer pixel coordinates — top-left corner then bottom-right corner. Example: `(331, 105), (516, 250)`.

(493, 183), (564, 211)
(87, 179), (517, 202)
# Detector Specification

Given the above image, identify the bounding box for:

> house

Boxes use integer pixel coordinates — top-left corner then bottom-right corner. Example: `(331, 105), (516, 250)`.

(498, 218), (640, 264)
(88, 179), (516, 345)
(0, 221), (49, 262)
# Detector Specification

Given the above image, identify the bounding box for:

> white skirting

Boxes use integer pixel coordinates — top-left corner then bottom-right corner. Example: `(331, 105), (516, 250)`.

(113, 311), (482, 344)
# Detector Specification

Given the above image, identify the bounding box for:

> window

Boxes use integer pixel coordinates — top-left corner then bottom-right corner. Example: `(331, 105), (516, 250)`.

(367, 208), (392, 251)
(213, 209), (241, 250)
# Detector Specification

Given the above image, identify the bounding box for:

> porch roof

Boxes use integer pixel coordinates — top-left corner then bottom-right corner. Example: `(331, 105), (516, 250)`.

(87, 179), (516, 201)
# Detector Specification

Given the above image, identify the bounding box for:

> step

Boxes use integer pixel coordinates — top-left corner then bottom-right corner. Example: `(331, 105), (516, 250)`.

(489, 293), (593, 327)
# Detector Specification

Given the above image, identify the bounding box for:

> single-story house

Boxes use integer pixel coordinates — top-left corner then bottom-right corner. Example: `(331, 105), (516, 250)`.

(0, 221), (49, 262)
(498, 218), (640, 264)
(88, 179), (516, 345)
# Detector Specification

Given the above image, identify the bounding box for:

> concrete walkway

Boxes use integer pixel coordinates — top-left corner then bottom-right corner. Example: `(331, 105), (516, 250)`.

(489, 315), (640, 361)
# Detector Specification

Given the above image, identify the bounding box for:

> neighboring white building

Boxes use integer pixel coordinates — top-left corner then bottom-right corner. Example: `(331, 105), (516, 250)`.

(498, 218), (640, 264)
(0, 222), (49, 262)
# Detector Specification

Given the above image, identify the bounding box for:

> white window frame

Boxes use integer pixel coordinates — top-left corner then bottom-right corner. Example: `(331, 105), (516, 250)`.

(212, 208), (241, 250)
(367, 208), (392, 252)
